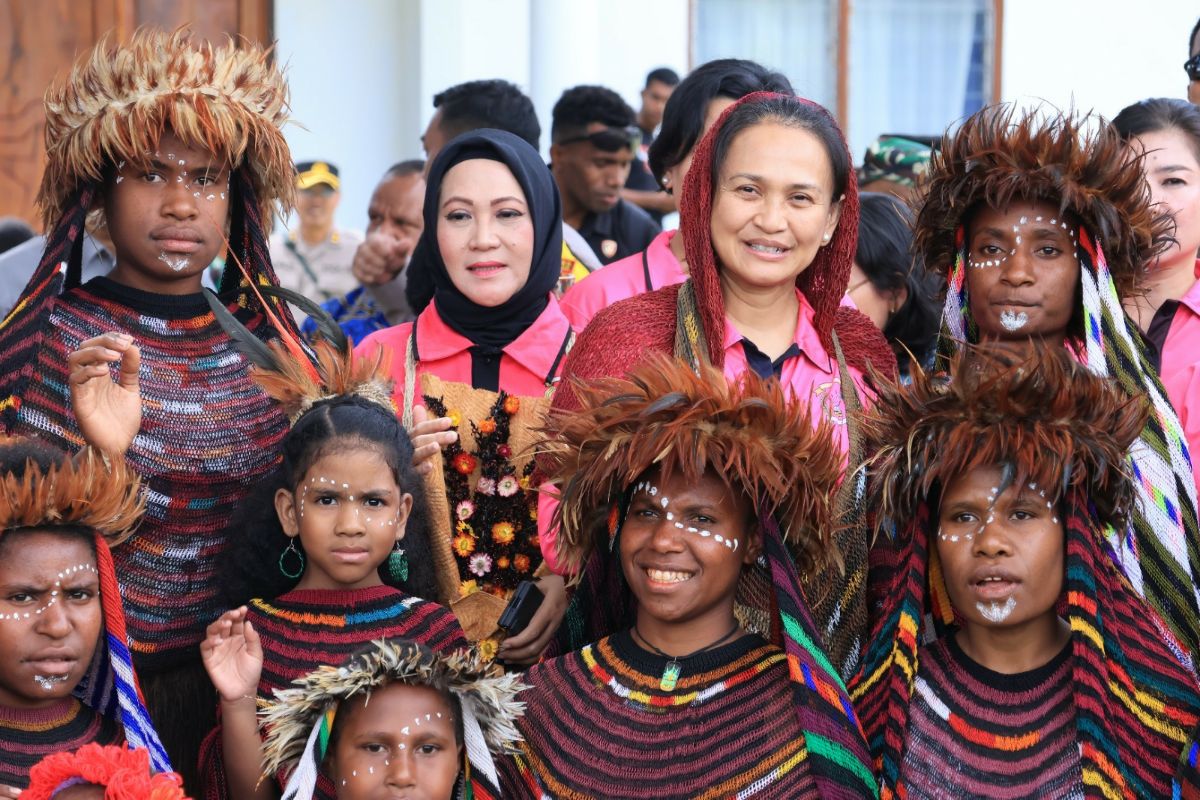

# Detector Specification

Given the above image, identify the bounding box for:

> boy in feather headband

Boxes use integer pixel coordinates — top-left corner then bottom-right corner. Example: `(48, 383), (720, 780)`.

(849, 344), (1200, 798)
(915, 104), (1200, 664)
(0, 28), (299, 785)
(500, 355), (876, 799)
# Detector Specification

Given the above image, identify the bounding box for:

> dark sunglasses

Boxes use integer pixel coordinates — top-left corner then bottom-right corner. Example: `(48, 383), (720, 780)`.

(558, 125), (641, 153)
(1186, 54), (1200, 81)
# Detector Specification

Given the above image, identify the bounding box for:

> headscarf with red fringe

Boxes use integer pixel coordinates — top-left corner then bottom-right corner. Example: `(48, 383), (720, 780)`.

(848, 344), (1200, 798)
(0, 440), (171, 775)
(914, 103), (1200, 665)
(540, 354), (877, 799)
(0, 27), (300, 433)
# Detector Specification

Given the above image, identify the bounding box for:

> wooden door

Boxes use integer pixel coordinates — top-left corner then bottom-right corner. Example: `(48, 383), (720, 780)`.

(0, 0), (273, 231)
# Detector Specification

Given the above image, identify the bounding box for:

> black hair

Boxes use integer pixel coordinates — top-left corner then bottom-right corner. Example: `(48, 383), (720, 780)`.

(1112, 97), (1200, 166)
(709, 94), (850, 204)
(1191, 17), (1200, 55)
(383, 159), (425, 180)
(218, 395), (440, 605)
(644, 67), (680, 89)
(855, 192), (943, 374)
(0, 438), (94, 558)
(648, 58), (793, 184)
(550, 85), (636, 143)
(432, 80), (540, 150)
(0, 217), (35, 255)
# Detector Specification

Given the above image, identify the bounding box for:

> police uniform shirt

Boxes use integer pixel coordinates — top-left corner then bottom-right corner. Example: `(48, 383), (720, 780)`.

(578, 198), (660, 265)
(269, 227), (365, 302)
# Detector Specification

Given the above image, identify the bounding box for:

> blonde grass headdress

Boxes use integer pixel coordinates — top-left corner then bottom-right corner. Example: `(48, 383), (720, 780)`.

(0, 437), (170, 774)
(260, 638), (525, 800)
(38, 26), (293, 230)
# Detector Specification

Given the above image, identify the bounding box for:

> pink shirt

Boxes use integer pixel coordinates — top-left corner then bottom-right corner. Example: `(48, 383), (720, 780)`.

(539, 288), (865, 574)
(1160, 276), (1200, 495)
(356, 295), (574, 407)
(559, 230), (687, 331)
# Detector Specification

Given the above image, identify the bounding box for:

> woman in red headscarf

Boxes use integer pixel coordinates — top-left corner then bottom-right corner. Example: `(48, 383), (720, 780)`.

(546, 93), (895, 677)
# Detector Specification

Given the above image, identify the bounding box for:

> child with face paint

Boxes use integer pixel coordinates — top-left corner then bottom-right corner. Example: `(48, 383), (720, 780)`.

(499, 355), (875, 799)
(849, 344), (1200, 798)
(258, 638), (523, 800)
(0, 29), (301, 785)
(197, 298), (468, 800)
(0, 438), (168, 795)
(914, 105), (1200, 666)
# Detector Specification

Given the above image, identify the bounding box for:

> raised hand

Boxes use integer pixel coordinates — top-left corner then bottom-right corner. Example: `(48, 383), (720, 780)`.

(352, 231), (411, 286)
(201, 607), (263, 704)
(68, 332), (142, 454)
(409, 403), (457, 476)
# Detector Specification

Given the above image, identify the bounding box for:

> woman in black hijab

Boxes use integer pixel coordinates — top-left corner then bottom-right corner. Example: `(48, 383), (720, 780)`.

(357, 129), (570, 665)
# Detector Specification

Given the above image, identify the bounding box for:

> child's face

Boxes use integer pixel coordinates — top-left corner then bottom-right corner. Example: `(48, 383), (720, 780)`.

(330, 683), (461, 800)
(619, 466), (757, 629)
(936, 464), (1064, 630)
(0, 531), (102, 709)
(103, 129), (231, 294)
(275, 446), (413, 591)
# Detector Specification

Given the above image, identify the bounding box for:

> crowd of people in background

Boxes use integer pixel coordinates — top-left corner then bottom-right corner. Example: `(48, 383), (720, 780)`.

(3, 18), (1200, 800)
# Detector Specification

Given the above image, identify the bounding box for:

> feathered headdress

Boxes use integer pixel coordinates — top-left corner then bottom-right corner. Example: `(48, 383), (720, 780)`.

(204, 285), (394, 423)
(260, 638), (525, 800)
(38, 27), (293, 230)
(0, 438), (170, 775)
(921, 104), (1200, 664)
(913, 104), (1168, 295)
(21, 743), (188, 800)
(540, 355), (877, 799)
(541, 353), (842, 576)
(860, 343), (1147, 534)
(849, 343), (1200, 798)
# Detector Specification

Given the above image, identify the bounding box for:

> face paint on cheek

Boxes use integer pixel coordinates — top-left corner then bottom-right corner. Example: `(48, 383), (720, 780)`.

(976, 596), (1017, 623)
(0, 564), (98, 621)
(633, 481), (740, 552)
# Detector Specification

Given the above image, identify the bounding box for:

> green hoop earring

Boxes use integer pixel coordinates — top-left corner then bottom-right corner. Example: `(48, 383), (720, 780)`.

(386, 542), (408, 583)
(279, 539), (305, 579)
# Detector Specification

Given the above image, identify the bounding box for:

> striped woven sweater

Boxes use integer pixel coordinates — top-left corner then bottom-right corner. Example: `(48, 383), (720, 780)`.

(0, 698), (121, 789)
(199, 584), (468, 800)
(500, 630), (819, 799)
(901, 636), (1082, 798)
(6, 277), (287, 672)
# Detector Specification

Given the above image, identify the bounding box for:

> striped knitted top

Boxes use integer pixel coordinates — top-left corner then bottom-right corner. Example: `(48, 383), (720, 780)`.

(500, 630), (819, 800)
(6, 277), (287, 673)
(900, 636), (1081, 799)
(0, 698), (121, 789)
(199, 584), (468, 800)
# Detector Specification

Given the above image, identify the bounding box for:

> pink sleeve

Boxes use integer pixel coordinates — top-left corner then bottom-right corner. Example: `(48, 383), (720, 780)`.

(1174, 364), (1200, 499)
(537, 485), (572, 576)
(558, 279), (606, 333)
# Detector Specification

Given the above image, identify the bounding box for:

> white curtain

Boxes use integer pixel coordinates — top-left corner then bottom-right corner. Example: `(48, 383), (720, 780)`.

(694, 0), (837, 111)
(848, 0), (984, 159)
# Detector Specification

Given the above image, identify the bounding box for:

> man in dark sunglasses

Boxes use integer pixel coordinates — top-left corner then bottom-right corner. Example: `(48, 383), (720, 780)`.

(1188, 17), (1200, 105)
(550, 85), (660, 265)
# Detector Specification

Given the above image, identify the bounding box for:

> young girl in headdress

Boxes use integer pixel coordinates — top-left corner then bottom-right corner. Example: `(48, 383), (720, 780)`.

(0, 28), (299, 781)
(198, 300), (467, 800)
(850, 345), (1200, 798)
(0, 438), (168, 795)
(259, 638), (523, 800)
(503, 355), (876, 799)
(915, 105), (1200, 662)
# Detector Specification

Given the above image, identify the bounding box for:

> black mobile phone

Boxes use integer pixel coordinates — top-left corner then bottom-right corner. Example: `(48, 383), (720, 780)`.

(497, 580), (544, 637)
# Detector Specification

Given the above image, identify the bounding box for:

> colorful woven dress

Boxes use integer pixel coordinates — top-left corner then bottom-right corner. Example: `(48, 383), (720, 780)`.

(849, 345), (1200, 798)
(504, 355), (877, 799)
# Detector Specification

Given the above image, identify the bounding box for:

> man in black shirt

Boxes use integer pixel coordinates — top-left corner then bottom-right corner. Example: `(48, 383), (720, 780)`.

(550, 86), (660, 264)
(623, 67), (679, 225)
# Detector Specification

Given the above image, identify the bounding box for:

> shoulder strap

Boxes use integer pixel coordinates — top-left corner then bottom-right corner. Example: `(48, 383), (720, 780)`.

(672, 281), (710, 370)
(283, 238), (320, 284)
(641, 248), (653, 292)
(401, 328), (418, 429)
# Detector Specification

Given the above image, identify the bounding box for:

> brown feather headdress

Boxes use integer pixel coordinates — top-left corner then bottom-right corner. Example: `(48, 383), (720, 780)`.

(0, 439), (144, 545)
(38, 27), (293, 229)
(913, 104), (1170, 296)
(860, 343), (1147, 532)
(540, 353), (844, 576)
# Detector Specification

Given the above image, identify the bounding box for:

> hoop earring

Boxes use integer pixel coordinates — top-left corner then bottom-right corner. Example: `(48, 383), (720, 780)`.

(279, 539), (305, 579)
(386, 540), (408, 583)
